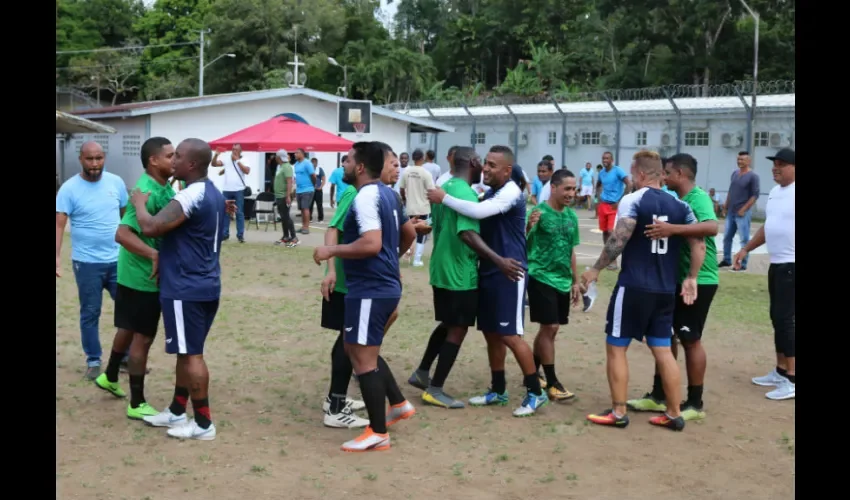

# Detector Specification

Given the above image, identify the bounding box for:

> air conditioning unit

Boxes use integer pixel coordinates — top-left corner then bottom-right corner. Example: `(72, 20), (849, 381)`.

(565, 133), (578, 148)
(600, 133), (615, 146)
(660, 133), (672, 147)
(508, 131), (529, 147)
(721, 132), (744, 148)
(769, 132), (791, 148)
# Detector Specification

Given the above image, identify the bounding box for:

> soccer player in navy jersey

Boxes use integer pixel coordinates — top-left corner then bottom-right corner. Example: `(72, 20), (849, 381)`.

(130, 138), (230, 441)
(580, 150), (706, 432)
(313, 141), (418, 452)
(427, 146), (547, 417)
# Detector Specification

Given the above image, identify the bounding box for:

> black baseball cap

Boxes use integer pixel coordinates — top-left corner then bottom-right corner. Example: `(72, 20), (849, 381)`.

(766, 147), (795, 165)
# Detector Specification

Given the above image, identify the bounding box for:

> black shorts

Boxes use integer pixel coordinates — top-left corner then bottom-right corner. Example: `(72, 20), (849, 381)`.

(114, 284), (161, 337)
(604, 285), (675, 347)
(321, 291), (346, 331)
(673, 284), (718, 342)
(433, 286), (477, 327)
(527, 275), (570, 325)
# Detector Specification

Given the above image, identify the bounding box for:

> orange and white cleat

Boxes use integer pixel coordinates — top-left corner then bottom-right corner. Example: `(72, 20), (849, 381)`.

(341, 426), (390, 452)
(387, 400), (416, 427)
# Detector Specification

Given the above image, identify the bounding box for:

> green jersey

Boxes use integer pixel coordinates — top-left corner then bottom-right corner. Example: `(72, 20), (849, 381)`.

(117, 173), (175, 292)
(274, 163), (293, 198)
(327, 185), (357, 294)
(526, 202), (581, 293)
(678, 186), (719, 285)
(429, 177), (480, 291)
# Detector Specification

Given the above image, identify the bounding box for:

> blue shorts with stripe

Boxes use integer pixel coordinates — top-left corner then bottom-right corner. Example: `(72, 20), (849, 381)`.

(604, 285), (674, 347)
(343, 296), (400, 346)
(476, 272), (527, 336)
(161, 298), (220, 355)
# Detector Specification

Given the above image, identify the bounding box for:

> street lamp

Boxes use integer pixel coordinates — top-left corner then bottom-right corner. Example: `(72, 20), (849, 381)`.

(738, 0), (759, 152)
(199, 53), (235, 97)
(328, 57), (348, 98)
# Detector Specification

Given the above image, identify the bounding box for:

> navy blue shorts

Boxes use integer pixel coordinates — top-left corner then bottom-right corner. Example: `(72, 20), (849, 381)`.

(605, 285), (674, 348)
(343, 297), (400, 346)
(477, 272), (527, 336)
(161, 298), (220, 355)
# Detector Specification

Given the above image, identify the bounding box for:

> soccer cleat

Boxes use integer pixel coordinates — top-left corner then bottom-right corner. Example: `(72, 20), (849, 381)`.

(752, 369), (786, 387)
(520, 376), (547, 390)
(679, 402), (706, 421)
(94, 373), (126, 398)
(142, 408), (188, 428)
(587, 409), (630, 428)
(765, 379), (795, 400)
(513, 391), (549, 417)
(469, 389), (509, 407)
(341, 426), (390, 452)
(324, 406), (370, 429)
(407, 369), (430, 391)
(322, 396), (365, 413)
(547, 383), (576, 402)
(648, 413), (686, 431)
(627, 393), (667, 412)
(127, 402), (159, 420)
(387, 400), (416, 427)
(167, 420), (216, 441)
(422, 388), (465, 409)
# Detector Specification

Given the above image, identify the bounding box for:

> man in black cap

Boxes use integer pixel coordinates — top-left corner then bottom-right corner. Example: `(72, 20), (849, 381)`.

(734, 147), (795, 401)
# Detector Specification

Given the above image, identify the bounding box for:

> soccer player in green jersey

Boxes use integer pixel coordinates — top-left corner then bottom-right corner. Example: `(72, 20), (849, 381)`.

(629, 153), (719, 420)
(94, 137), (176, 420)
(525, 169), (582, 402)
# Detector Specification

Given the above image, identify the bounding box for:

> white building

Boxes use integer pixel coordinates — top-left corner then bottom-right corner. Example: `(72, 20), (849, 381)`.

(62, 87), (454, 195)
(397, 93), (795, 211)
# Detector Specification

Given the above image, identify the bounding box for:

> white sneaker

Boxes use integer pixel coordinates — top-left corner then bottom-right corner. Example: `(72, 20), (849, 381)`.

(167, 420), (216, 441)
(323, 396), (365, 412)
(324, 406), (370, 428)
(387, 400), (416, 427)
(752, 369), (785, 387)
(142, 408), (188, 428)
(765, 379), (795, 400)
(341, 427), (390, 452)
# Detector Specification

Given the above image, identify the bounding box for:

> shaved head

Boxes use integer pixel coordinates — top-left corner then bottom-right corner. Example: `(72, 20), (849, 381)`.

(78, 141), (106, 181)
(80, 141), (103, 157)
(173, 138), (212, 182)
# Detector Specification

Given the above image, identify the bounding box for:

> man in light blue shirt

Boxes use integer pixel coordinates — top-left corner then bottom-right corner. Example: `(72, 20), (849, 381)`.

(595, 151), (631, 270)
(293, 148), (316, 234)
(56, 141), (129, 380)
(328, 156), (350, 208)
(578, 162), (595, 210)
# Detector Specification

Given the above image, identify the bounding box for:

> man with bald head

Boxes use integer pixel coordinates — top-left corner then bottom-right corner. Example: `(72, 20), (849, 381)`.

(130, 138), (229, 441)
(56, 141), (129, 380)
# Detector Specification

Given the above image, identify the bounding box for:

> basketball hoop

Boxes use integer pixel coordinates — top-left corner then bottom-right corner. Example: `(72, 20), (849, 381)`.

(353, 122), (366, 137)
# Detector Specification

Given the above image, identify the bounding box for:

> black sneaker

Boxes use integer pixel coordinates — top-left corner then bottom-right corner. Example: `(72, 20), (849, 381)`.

(718, 261), (731, 268)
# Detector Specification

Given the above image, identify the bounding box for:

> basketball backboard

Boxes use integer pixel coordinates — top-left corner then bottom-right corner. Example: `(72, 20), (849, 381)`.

(337, 99), (372, 135)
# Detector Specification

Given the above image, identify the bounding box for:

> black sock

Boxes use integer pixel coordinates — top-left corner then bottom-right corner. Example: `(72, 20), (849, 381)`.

(328, 333), (352, 414)
(169, 386), (189, 416)
(418, 324), (448, 372)
(358, 369), (387, 433)
(523, 373), (543, 396)
(686, 385), (703, 408)
(105, 350), (124, 383)
(378, 356), (405, 406)
(651, 373), (665, 400)
(533, 355), (542, 374)
(776, 366), (788, 378)
(542, 364), (559, 388)
(491, 370), (506, 394)
(191, 397), (212, 429)
(787, 374), (795, 383)
(129, 374), (146, 408)
(431, 342), (461, 389)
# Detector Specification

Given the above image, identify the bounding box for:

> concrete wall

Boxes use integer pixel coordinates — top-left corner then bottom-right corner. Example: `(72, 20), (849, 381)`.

(57, 116), (149, 188)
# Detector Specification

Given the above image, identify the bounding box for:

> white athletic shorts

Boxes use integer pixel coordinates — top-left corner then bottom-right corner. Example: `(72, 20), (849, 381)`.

(580, 185), (594, 197)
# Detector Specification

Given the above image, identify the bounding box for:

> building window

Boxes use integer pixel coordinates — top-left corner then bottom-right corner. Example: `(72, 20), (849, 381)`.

(74, 139), (84, 154)
(92, 134), (110, 154)
(547, 131), (557, 145)
(475, 132), (486, 144)
(635, 131), (647, 146)
(420, 132), (427, 144)
(684, 131), (709, 147)
(580, 132), (600, 145)
(754, 131), (770, 147)
(122, 135), (142, 157)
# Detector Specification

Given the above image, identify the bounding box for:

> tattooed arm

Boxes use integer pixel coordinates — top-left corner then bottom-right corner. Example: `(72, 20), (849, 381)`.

(592, 217), (637, 270)
(135, 200), (187, 238)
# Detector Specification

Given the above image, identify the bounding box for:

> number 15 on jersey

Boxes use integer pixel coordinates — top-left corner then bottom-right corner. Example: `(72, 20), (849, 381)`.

(650, 214), (668, 254)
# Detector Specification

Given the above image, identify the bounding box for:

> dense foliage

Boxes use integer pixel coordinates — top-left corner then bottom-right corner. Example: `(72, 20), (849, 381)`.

(56, 0), (795, 106)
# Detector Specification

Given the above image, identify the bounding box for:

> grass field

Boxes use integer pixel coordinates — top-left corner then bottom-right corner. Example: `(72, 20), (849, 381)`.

(56, 239), (795, 500)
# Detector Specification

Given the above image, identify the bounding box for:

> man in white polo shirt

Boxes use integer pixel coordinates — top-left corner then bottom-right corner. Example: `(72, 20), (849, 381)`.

(734, 147), (795, 401)
(212, 144), (250, 243)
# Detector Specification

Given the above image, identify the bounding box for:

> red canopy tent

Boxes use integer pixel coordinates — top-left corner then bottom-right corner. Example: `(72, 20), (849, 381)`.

(208, 116), (353, 152)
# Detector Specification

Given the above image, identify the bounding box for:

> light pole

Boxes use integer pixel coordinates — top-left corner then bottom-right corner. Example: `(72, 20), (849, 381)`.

(738, 0), (759, 152)
(197, 29), (210, 97)
(328, 57), (348, 98)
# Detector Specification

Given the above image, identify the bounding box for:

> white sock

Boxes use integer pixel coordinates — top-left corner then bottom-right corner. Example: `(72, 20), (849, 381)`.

(414, 243), (425, 262)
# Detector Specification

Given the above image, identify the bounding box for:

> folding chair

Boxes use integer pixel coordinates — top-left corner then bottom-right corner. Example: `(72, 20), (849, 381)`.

(253, 192), (278, 231)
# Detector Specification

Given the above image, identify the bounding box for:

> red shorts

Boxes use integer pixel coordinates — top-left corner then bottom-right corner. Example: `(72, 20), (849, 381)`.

(597, 202), (618, 232)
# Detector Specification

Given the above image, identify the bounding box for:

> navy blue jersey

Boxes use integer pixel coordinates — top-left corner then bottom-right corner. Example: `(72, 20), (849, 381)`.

(477, 180), (528, 278)
(616, 187), (697, 294)
(159, 178), (227, 301)
(343, 182), (408, 299)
